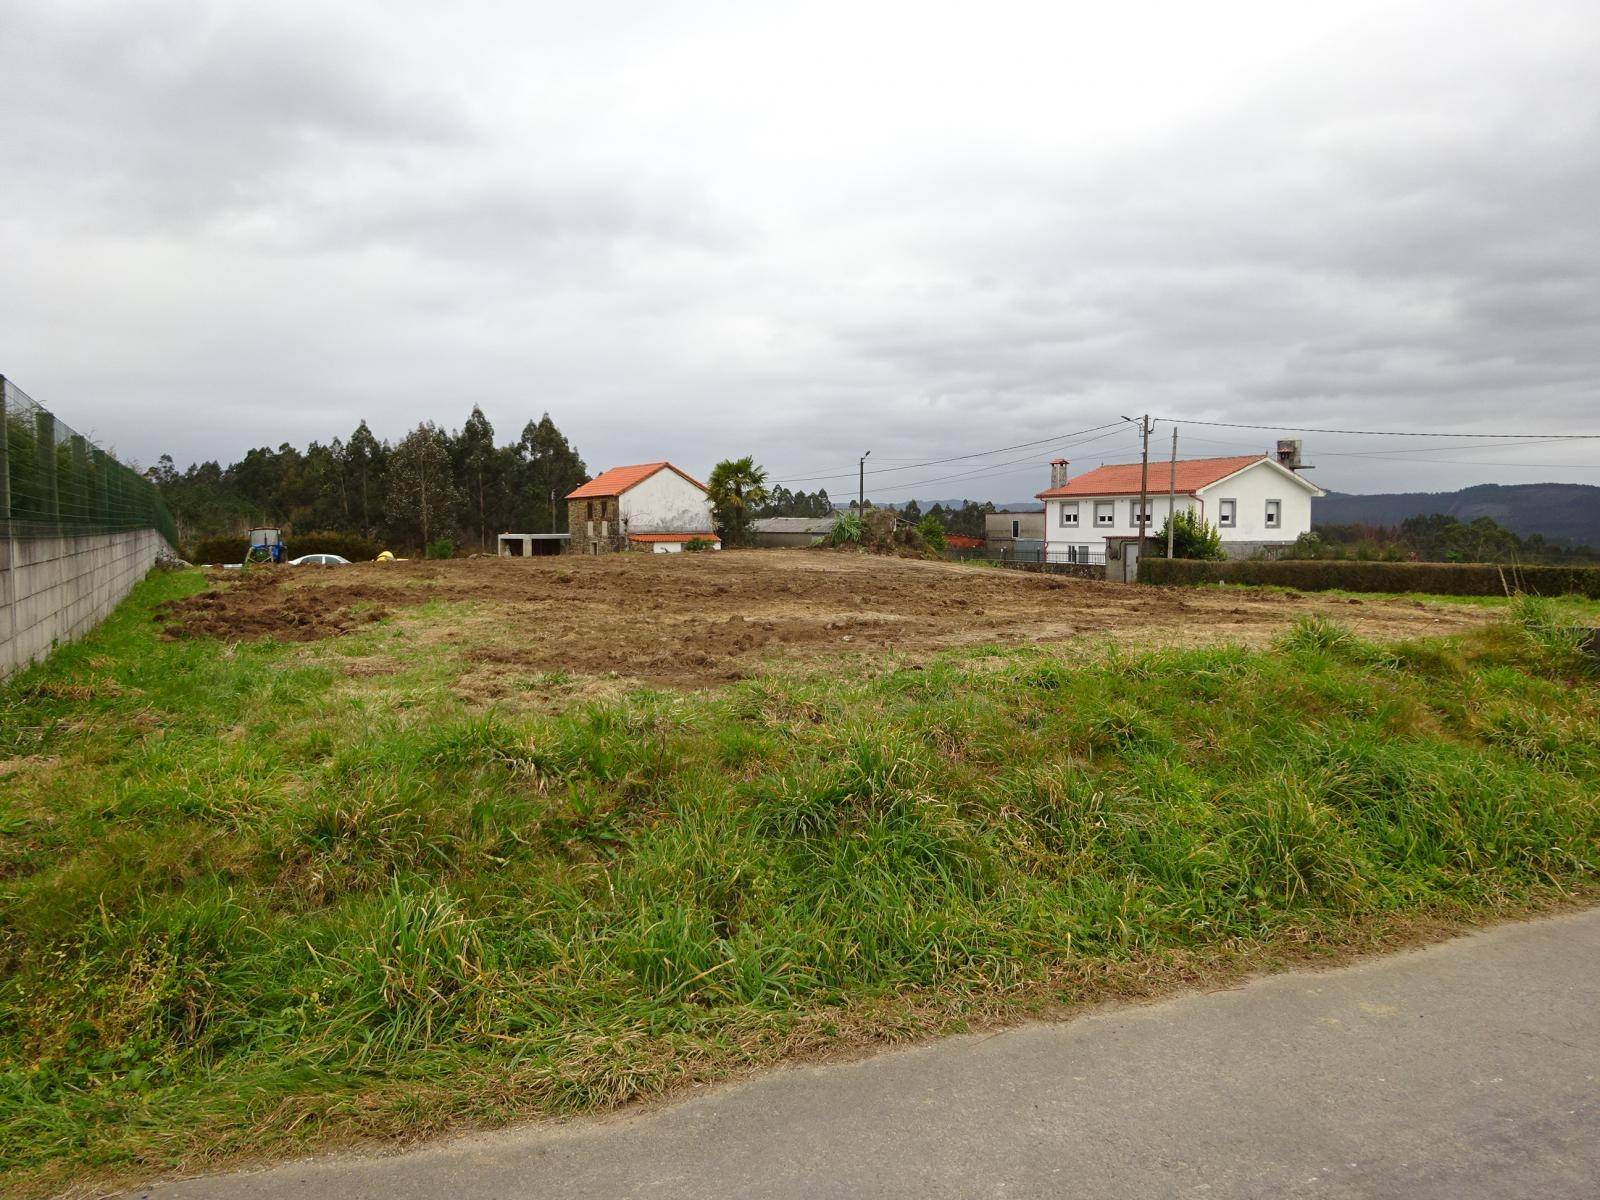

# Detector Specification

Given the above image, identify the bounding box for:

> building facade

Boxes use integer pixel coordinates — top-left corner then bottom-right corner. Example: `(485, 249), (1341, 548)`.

(750, 516), (837, 548)
(1036, 451), (1324, 564)
(983, 510), (1046, 555)
(563, 462), (721, 555)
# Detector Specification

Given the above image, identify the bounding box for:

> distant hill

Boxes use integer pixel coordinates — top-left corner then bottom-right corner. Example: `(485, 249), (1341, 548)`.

(1315, 483), (1600, 547)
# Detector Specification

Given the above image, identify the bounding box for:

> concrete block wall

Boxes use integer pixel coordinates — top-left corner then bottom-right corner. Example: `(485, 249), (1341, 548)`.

(1, 529), (167, 678)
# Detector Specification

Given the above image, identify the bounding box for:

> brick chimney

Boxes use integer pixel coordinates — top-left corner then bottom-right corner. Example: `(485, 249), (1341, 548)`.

(1049, 458), (1070, 489)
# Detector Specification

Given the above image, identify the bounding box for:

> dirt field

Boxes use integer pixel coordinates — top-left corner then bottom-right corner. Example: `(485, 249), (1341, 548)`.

(158, 551), (1491, 693)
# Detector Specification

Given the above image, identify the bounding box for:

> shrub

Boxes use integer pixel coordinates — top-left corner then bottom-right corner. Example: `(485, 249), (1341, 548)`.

(827, 512), (864, 547)
(426, 536), (457, 560)
(683, 537), (715, 553)
(1139, 557), (1600, 599)
(189, 536), (248, 565)
(1149, 510), (1225, 560)
(916, 513), (948, 553)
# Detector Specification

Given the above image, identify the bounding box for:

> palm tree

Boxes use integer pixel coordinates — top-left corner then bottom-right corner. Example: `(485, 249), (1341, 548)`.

(706, 456), (769, 547)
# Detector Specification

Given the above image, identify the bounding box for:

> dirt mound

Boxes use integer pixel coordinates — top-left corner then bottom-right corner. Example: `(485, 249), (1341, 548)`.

(157, 570), (394, 643)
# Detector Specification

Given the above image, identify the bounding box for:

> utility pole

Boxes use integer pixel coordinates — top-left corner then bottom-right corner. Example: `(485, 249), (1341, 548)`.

(1167, 426), (1178, 559)
(1122, 414), (1152, 566)
(1137, 414), (1151, 563)
(549, 487), (556, 532)
(859, 449), (871, 514)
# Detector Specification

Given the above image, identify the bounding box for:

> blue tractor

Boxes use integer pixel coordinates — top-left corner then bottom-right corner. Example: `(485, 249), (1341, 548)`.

(246, 527), (287, 565)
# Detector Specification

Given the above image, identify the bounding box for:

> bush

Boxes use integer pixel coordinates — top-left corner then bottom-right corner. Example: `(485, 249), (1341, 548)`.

(1140, 557), (1600, 598)
(916, 513), (947, 553)
(683, 537), (715, 553)
(827, 512), (864, 547)
(426, 537), (457, 560)
(1150, 510), (1225, 560)
(189, 536), (248, 565)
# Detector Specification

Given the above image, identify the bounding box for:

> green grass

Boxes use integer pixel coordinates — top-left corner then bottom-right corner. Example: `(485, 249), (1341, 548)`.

(2, 573), (1598, 1196)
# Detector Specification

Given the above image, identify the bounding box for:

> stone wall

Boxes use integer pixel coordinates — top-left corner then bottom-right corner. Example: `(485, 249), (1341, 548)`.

(565, 497), (627, 555)
(1, 529), (166, 677)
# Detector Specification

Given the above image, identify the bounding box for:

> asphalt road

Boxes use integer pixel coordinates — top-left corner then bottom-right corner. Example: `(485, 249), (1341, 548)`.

(142, 909), (1600, 1200)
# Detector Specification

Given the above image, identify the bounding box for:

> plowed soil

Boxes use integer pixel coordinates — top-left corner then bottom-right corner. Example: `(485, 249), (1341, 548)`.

(157, 552), (1492, 692)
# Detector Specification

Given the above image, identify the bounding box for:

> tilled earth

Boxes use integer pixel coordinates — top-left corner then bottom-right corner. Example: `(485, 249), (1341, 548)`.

(158, 552), (1491, 691)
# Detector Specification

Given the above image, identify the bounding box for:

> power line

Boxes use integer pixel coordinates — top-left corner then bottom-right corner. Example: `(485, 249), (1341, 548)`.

(1153, 417), (1600, 440)
(767, 421), (1124, 486)
(1175, 430), (1598, 459)
(876, 425), (1135, 495)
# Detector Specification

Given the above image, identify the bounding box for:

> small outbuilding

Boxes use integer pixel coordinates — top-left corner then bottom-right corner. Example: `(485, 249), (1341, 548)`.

(497, 532), (569, 557)
(984, 510), (1045, 556)
(750, 515), (837, 548)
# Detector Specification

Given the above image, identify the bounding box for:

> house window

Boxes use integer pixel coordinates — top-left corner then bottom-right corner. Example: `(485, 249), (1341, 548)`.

(1131, 499), (1153, 525)
(586, 501), (595, 521)
(1265, 499), (1281, 528)
(1094, 501), (1114, 527)
(1060, 502), (1079, 528)
(1011, 519), (1020, 539)
(1218, 499), (1236, 528)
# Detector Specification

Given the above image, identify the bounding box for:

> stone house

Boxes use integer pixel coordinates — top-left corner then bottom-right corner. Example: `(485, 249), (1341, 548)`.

(564, 462), (721, 555)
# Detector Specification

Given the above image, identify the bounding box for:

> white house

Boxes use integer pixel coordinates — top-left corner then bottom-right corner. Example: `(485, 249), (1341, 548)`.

(563, 462), (721, 554)
(1036, 450), (1324, 567)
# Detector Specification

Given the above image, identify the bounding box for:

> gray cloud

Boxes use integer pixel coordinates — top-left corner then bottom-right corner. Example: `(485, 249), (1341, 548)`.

(2, 0), (1598, 498)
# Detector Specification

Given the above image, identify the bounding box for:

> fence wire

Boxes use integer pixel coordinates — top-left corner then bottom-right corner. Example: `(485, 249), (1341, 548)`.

(1, 375), (178, 546)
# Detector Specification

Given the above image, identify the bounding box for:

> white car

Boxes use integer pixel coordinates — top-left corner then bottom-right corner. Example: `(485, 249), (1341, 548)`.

(288, 553), (351, 566)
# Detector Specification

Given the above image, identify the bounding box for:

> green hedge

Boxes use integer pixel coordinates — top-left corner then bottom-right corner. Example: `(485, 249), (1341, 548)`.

(188, 531), (382, 565)
(1140, 557), (1600, 599)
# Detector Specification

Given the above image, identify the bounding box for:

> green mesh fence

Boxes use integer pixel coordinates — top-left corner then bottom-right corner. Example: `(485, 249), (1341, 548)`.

(1, 375), (179, 547)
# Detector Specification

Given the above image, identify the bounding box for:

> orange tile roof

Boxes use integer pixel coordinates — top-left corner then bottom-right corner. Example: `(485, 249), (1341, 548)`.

(1037, 454), (1266, 499)
(566, 462), (708, 500)
(626, 532), (720, 543)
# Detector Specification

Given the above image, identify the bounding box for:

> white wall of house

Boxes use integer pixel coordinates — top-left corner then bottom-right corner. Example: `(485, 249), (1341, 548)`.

(618, 469), (715, 534)
(1045, 494), (1199, 547)
(1195, 461), (1315, 543)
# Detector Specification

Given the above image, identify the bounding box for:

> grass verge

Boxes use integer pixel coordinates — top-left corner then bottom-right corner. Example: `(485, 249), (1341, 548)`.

(2, 573), (1598, 1196)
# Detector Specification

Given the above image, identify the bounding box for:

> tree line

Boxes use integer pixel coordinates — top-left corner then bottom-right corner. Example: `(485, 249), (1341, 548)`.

(149, 408), (588, 553)
(151, 419), (853, 555)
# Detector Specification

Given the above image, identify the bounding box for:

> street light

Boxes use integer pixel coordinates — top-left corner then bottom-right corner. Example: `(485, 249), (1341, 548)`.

(859, 450), (871, 513)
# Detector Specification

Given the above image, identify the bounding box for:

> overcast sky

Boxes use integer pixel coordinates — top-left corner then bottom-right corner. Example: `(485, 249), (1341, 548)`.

(3, 0), (1597, 499)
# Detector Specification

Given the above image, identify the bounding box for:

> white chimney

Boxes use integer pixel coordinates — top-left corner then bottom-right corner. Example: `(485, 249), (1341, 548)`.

(1049, 458), (1070, 489)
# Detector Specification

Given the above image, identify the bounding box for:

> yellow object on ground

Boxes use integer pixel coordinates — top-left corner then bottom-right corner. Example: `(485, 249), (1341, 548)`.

(375, 550), (395, 562)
